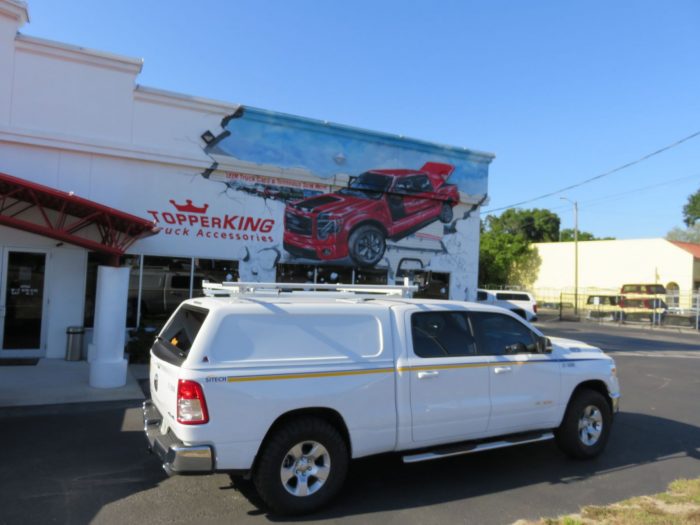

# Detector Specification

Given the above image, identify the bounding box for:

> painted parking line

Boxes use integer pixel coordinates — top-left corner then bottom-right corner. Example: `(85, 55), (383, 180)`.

(609, 351), (700, 359)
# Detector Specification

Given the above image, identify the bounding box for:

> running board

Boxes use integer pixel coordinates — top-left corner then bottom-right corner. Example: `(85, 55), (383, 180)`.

(402, 431), (555, 464)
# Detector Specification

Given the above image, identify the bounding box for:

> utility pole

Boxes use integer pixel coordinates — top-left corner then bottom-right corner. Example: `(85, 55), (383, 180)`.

(561, 198), (579, 315)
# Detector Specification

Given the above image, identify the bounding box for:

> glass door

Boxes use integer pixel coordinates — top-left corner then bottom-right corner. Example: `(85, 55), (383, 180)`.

(0, 250), (47, 355)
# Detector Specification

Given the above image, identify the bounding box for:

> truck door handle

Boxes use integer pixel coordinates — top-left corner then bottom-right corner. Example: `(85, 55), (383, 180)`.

(417, 370), (439, 379)
(494, 366), (512, 374)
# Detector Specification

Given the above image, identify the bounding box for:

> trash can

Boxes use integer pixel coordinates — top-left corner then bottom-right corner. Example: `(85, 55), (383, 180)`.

(65, 326), (85, 361)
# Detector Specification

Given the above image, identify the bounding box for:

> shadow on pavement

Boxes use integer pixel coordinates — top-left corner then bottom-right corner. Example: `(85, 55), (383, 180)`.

(0, 401), (167, 525)
(244, 411), (700, 521)
(1, 407), (698, 523)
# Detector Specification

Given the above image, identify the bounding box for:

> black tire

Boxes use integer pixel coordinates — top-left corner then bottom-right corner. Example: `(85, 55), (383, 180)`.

(555, 389), (612, 459)
(439, 203), (453, 223)
(348, 224), (386, 267)
(253, 417), (349, 515)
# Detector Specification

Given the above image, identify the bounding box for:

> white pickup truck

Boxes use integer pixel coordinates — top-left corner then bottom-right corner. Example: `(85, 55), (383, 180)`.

(143, 282), (620, 515)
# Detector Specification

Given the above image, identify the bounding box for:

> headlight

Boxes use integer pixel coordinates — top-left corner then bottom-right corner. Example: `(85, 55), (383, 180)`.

(317, 213), (342, 240)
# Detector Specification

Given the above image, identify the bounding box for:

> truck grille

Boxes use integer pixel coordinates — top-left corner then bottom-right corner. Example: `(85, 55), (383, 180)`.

(285, 211), (312, 236)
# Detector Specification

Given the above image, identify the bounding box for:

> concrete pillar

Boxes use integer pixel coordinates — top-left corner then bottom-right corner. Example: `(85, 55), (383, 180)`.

(88, 265), (129, 388)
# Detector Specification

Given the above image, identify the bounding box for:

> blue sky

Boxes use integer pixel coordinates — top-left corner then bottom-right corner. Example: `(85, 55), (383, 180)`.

(21, 0), (700, 239)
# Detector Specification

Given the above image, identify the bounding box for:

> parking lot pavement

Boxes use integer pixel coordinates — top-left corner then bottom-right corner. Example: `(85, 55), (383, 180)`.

(1, 323), (699, 525)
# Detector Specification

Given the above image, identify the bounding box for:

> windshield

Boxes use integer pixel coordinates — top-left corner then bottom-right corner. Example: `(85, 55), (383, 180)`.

(338, 172), (392, 199)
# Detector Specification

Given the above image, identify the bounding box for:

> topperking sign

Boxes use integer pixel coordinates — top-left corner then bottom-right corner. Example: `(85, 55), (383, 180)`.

(146, 198), (276, 243)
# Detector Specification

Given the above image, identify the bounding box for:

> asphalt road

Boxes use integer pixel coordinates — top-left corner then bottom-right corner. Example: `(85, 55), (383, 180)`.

(1, 321), (699, 525)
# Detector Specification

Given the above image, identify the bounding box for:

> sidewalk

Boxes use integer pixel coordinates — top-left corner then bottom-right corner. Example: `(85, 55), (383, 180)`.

(0, 359), (146, 408)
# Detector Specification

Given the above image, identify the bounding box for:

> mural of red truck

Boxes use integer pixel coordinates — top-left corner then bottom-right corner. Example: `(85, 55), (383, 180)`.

(283, 162), (459, 266)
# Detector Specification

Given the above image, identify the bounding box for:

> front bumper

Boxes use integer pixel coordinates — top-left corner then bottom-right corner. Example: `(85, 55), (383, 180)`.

(610, 392), (621, 413)
(282, 234), (345, 261)
(143, 400), (213, 475)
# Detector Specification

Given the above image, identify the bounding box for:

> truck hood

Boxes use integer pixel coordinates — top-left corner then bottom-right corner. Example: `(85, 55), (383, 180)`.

(548, 336), (610, 360)
(290, 192), (377, 215)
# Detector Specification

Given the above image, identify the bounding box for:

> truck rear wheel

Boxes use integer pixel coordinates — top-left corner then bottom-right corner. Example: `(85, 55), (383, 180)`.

(348, 224), (386, 267)
(555, 389), (612, 459)
(253, 417), (349, 515)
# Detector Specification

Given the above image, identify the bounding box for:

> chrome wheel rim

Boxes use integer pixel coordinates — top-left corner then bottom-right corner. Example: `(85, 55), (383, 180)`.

(578, 405), (603, 446)
(357, 232), (383, 261)
(280, 441), (331, 497)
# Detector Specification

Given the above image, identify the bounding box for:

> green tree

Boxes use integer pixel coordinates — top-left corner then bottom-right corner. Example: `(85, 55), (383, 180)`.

(667, 223), (700, 243)
(486, 208), (560, 242)
(479, 208), (553, 286)
(683, 188), (700, 227)
(559, 228), (615, 241)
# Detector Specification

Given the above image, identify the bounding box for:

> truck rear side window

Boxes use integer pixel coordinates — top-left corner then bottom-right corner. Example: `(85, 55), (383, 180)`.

(411, 312), (477, 357)
(160, 305), (209, 356)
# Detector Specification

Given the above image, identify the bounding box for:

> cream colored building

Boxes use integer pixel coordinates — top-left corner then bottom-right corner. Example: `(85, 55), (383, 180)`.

(532, 239), (700, 306)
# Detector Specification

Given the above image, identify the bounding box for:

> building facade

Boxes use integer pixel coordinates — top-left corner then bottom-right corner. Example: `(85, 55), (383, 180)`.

(532, 238), (700, 307)
(0, 0), (493, 377)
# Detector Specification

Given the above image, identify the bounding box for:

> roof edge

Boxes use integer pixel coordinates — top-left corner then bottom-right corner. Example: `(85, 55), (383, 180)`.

(134, 85), (240, 114)
(0, 0), (28, 25)
(15, 33), (143, 75)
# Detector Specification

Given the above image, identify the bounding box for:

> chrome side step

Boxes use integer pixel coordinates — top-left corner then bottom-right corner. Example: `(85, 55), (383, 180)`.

(402, 431), (555, 464)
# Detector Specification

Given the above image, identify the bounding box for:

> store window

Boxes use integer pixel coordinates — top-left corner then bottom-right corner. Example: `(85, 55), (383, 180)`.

(138, 256), (193, 328)
(192, 259), (240, 297)
(277, 264), (316, 283)
(316, 266), (353, 284)
(397, 269), (450, 300)
(355, 268), (388, 285)
(277, 264), (389, 286)
(84, 254), (240, 332)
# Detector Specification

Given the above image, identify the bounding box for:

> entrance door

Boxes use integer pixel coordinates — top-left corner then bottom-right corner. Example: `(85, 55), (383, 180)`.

(0, 250), (47, 356)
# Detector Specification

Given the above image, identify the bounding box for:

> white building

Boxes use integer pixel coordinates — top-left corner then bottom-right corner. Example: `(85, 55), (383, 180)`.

(0, 0), (493, 386)
(533, 238), (700, 307)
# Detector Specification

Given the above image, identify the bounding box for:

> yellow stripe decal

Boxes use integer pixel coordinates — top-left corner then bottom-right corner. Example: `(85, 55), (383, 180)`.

(223, 360), (559, 383)
(227, 367), (394, 383)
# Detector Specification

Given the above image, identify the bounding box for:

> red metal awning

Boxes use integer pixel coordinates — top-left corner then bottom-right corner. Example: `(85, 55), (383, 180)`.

(0, 172), (159, 259)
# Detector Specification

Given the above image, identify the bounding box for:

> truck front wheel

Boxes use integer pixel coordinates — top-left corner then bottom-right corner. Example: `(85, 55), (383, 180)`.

(555, 389), (612, 459)
(253, 417), (349, 515)
(348, 224), (386, 267)
(439, 203), (453, 223)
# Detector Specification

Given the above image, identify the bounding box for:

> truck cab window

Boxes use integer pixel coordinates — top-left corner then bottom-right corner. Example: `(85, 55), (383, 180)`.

(469, 312), (537, 355)
(411, 311), (477, 357)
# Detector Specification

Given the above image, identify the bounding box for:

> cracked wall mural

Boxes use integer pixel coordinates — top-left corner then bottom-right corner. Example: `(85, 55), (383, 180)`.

(132, 106), (493, 299)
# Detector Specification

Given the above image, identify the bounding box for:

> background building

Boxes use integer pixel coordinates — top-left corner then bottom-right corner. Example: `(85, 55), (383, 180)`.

(532, 238), (700, 308)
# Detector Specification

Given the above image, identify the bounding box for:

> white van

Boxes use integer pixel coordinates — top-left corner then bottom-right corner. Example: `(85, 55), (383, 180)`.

(144, 282), (618, 514)
(476, 289), (538, 321)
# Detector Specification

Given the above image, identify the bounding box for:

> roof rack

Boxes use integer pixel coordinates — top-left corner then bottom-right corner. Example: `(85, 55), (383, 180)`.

(201, 280), (417, 298)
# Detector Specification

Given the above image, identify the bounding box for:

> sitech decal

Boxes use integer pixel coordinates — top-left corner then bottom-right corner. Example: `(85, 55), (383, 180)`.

(147, 199), (275, 242)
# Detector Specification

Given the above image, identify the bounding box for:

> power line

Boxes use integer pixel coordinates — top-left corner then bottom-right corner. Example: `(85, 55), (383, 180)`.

(547, 173), (700, 213)
(483, 130), (700, 214)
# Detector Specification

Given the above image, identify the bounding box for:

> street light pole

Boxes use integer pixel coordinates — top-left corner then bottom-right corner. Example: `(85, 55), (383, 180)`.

(561, 198), (579, 315)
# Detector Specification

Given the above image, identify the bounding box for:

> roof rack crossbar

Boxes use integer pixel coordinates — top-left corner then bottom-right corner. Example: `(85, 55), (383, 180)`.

(201, 280), (417, 298)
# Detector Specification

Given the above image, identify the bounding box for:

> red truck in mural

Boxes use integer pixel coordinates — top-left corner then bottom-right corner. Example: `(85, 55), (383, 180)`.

(283, 162), (459, 266)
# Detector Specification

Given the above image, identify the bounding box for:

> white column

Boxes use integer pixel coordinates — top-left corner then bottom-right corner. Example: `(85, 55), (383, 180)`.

(88, 265), (129, 388)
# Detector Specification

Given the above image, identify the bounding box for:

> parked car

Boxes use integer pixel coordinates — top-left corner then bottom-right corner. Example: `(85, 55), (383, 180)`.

(620, 283), (666, 297)
(619, 297), (668, 322)
(283, 162), (459, 266)
(129, 268), (206, 317)
(584, 294), (622, 321)
(476, 289), (538, 321)
(619, 283), (667, 322)
(144, 282), (619, 515)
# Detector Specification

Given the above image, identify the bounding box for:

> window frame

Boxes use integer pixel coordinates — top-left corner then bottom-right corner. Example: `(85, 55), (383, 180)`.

(408, 308), (544, 359)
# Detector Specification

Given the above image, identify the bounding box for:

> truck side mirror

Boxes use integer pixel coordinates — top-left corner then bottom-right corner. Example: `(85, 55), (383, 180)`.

(537, 336), (553, 354)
